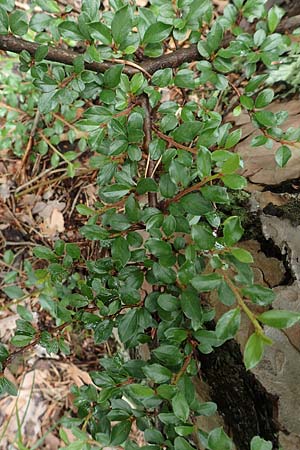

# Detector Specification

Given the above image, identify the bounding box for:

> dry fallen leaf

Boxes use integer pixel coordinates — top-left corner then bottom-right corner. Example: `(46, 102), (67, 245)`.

(44, 208), (65, 235)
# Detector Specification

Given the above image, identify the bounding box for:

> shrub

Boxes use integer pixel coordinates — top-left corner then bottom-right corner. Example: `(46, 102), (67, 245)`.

(0, 0), (299, 448)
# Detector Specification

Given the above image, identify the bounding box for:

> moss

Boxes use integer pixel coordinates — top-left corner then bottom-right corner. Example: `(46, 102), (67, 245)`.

(263, 199), (300, 227)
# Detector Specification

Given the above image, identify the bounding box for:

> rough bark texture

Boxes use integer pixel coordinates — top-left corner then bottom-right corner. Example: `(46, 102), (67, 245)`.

(199, 339), (279, 450)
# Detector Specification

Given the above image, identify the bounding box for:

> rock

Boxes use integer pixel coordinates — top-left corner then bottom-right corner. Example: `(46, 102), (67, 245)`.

(227, 100), (300, 185)
(261, 212), (300, 280)
(251, 282), (300, 447)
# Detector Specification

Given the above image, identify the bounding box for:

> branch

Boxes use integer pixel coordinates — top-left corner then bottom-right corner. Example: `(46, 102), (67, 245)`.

(1, 12), (299, 77)
(0, 35), (201, 76)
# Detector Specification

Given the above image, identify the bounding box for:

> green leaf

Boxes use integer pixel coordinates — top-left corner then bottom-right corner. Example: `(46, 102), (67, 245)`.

(17, 305), (33, 322)
(275, 145), (291, 168)
(9, 10), (28, 36)
(112, 237), (130, 267)
(157, 293), (179, 312)
(100, 184), (131, 203)
(222, 174), (247, 190)
(146, 239), (172, 259)
(244, 333), (266, 370)
(0, 7), (9, 34)
(251, 436), (273, 450)
(215, 308), (241, 341)
(35, 44), (48, 62)
(143, 22), (172, 44)
(11, 335), (33, 347)
(0, 377), (18, 397)
(127, 384), (154, 398)
(254, 111), (275, 128)
(174, 437), (195, 450)
(58, 21), (84, 40)
(240, 95), (254, 110)
(110, 420), (131, 446)
(221, 153), (240, 175)
(104, 64), (123, 89)
(3, 286), (25, 299)
(159, 174), (177, 198)
(258, 310), (300, 329)
(181, 289), (203, 330)
(0, 344), (9, 363)
(118, 309), (139, 344)
(242, 284), (275, 306)
(195, 402), (217, 416)
(218, 280), (236, 306)
(267, 5), (285, 33)
(223, 216), (244, 246)
(201, 185), (229, 204)
(197, 146), (211, 178)
(143, 364), (172, 383)
(207, 427), (233, 450)
(65, 243), (81, 260)
(111, 5), (132, 45)
(172, 391), (190, 422)
(82, 0), (100, 21)
(255, 89), (274, 109)
(162, 215), (176, 237)
(230, 248), (254, 263)
(174, 425), (194, 436)
(207, 22), (223, 55)
(191, 274), (222, 292)
(80, 225), (109, 240)
(224, 129), (242, 149)
(180, 192), (213, 215)
(152, 68), (173, 87)
(172, 121), (202, 143)
(94, 320), (113, 344)
(191, 224), (215, 250)
(144, 428), (164, 444)
(36, 0), (60, 13)
(245, 75), (269, 93)
(153, 344), (182, 367)
(153, 262), (177, 284)
(136, 178), (158, 194)
(89, 22), (112, 45)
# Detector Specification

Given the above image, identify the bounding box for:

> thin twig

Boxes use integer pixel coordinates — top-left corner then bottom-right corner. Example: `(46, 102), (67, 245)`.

(16, 110), (41, 180)
(163, 173), (221, 207)
(140, 95), (158, 208)
(152, 125), (198, 155)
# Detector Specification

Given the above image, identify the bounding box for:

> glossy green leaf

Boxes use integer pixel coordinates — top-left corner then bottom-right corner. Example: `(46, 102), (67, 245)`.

(258, 310), (300, 329)
(0, 377), (18, 397)
(9, 10), (28, 36)
(104, 64), (123, 89)
(172, 391), (190, 422)
(255, 89), (274, 109)
(275, 145), (291, 168)
(267, 5), (285, 33)
(191, 274), (222, 292)
(230, 248), (254, 263)
(174, 437), (195, 450)
(207, 427), (233, 450)
(3, 286), (25, 299)
(111, 5), (132, 45)
(222, 174), (247, 190)
(251, 436), (273, 450)
(244, 333), (266, 370)
(110, 420), (131, 445)
(144, 22), (172, 44)
(215, 308), (241, 341)
(223, 216), (244, 246)
(242, 284), (275, 306)
(143, 364), (172, 383)
(172, 122), (202, 143)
